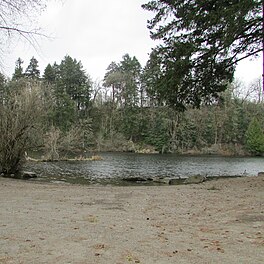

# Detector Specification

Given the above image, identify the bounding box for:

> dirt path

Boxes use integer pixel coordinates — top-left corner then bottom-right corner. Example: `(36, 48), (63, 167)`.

(0, 176), (263, 263)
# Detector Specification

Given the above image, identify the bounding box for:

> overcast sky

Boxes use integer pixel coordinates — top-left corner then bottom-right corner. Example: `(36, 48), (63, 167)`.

(3, 0), (262, 85)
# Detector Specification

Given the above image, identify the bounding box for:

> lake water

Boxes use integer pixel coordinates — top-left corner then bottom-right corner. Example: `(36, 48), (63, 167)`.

(24, 153), (264, 185)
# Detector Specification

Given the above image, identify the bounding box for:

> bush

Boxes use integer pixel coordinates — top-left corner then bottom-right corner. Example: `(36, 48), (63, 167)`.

(0, 81), (43, 175)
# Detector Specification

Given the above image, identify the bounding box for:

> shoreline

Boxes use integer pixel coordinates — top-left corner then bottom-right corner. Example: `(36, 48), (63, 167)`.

(0, 176), (264, 263)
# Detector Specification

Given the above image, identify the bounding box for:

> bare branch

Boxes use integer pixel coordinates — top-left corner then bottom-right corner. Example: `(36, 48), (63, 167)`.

(0, 0), (48, 67)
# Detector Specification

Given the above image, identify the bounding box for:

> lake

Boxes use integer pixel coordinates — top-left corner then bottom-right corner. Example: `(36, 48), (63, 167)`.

(23, 153), (264, 185)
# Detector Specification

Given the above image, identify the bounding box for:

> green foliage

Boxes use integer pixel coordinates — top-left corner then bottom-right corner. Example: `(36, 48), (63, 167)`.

(12, 58), (24, 80)
(25, 57), (40, 79)
(43, 63), (57, 85)
(42, 55), (92, 131)
(104, 54), (142, 108)
(4, 53), (264, 159)
(143, 109), (170, 153)
(121, 107), (143, 141)
(142, 0), (262, 110)
(142, 50), (164, 106)
(245, 118), (264, 155)
(52, 91), (76, 131)
(59, 55), (91, 111)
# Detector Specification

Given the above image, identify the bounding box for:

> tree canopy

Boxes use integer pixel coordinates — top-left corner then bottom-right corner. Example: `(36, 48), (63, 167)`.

(43, 55), (92, 131)
(103, 54), (142, 108)
(142, 0), (262, 110)
(12, 58), (24, 80)
(25, 57), (40, 79)
(0, 53), (263, 167)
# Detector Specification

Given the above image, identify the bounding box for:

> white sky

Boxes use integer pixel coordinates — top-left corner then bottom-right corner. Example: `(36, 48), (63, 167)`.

(2, 0), (262, 85)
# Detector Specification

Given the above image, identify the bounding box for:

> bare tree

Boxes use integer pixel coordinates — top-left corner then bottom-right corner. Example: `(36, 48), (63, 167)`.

(232, 78), (263, 103)
(44, 119), (93, 160)
(44, 126), (61, 161)
(0, 81), (43, 175)
(0, 0), (47, 62)
(249, 78), (263, 103)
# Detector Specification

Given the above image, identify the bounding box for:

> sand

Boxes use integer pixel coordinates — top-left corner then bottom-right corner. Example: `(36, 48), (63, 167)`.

(0, 175), (263, 264)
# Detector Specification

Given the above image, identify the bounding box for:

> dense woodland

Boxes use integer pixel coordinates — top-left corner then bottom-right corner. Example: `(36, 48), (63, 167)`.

(0, 0), (263, 175)
(0, 54), (263, 163)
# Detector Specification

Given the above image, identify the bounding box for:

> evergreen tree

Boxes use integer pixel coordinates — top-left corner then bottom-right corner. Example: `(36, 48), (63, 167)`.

(43, 55), (92, 130)
(142, 0), (262, 110)
(103, 62), (121, 104)
(43, 63), (57, 85)
(104, 54), (142, 108)
(52, 90), (76, 132)
(103, 54), (142, 143)
(25, 57), (40, 79)
(142, 50), (165, 107)
(245, 117), (264, 155)
(120, 54), (141, 107)
(59, 55), (91, 112)
(12, 58), (24, 80)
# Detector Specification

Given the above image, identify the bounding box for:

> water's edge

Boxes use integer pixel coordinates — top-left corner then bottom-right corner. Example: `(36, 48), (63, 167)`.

(20, 153), (263, 186)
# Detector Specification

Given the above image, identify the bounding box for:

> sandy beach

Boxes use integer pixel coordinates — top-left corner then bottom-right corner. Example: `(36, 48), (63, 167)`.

(0, 175), (263, 264)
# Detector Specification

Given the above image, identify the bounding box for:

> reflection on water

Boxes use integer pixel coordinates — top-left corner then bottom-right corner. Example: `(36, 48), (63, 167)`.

(23, 153), (264, 185)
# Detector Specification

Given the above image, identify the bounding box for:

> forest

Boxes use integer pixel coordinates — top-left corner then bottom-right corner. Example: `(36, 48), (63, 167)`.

(1, 54), (263, 164)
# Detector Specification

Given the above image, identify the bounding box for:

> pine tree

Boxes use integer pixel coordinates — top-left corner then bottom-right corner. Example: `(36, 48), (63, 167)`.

(25, 57), (40, 79)
(104, 54), (141, 108)
(12, 58), (24, 80)
(43, 63), (57, 85)
(245, 117), (264, 155)
(142, 0), (262, 110)
(59, 55), (91, 111)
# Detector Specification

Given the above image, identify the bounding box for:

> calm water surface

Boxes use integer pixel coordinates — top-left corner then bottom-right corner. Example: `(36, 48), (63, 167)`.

(24, 153), (264, 185)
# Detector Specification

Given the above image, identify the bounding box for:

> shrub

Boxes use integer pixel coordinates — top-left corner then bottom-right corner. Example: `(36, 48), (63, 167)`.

(0, 81), (43, 175)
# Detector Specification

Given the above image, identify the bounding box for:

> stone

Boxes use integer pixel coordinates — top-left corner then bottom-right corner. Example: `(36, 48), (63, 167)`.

(169, 178), (183, 185)
(122, 177), (147, 182)
(151, 177), (183, 185)
(158, 178), (170, 184)
(258, 172), (264, 177)
(152, 177), (171, 184)
(184, 175), (206, 184)
(21, 171), (37, 179)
